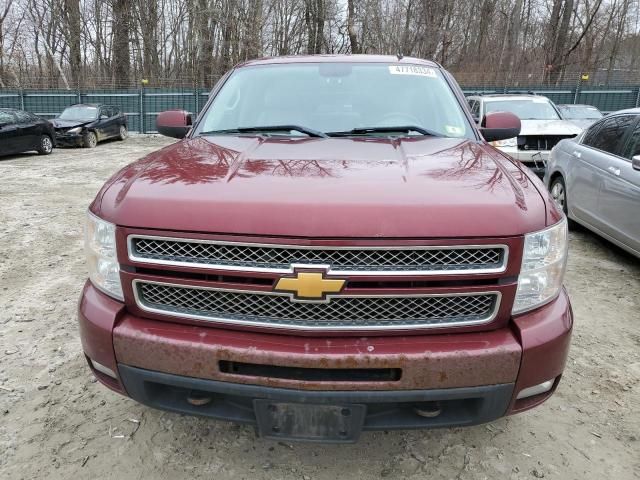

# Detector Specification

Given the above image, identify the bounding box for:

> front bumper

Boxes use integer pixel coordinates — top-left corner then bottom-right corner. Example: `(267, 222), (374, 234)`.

(119, 364), (514, 440)
(78, 282), (573, 436)
(55, 132), (84, 147)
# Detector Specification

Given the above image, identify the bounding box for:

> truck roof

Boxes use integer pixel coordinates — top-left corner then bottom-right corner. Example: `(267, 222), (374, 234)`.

(237, 54), (441, 69)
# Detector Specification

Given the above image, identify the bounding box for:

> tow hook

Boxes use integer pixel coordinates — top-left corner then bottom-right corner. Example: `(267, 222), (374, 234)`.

(187, 390), (213, 406)
(413, 402), (442, 418)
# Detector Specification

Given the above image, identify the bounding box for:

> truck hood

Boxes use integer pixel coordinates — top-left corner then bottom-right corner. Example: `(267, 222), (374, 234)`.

(95, 136), (548, 238)
(519, 119), (583, 136)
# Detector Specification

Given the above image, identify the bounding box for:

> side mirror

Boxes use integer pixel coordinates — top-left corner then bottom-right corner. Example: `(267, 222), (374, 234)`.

(156, 110), (192, 139)
(480, 111), (521, 142)
(100, 114), (109, 120)
(632, 155), (640, 171)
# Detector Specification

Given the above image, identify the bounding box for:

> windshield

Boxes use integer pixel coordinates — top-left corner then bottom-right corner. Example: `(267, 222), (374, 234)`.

(59, 106), (98, 121)
(558, 105), (602, 120)
(195, 63), (473, 138)
(484, 99), (560, 120)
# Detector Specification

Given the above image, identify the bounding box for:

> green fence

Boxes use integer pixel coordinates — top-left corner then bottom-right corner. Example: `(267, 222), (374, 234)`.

(460, 85), (640, 113)
(1, 84), (640, 133)
(0, 87), (211, 133)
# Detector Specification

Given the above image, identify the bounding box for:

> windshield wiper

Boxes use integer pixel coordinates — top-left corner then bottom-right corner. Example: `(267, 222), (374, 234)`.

(326, 126), (443, 137)
(201, 125), (328, 138)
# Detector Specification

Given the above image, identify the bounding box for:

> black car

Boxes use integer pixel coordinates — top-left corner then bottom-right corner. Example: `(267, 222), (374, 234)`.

(52, 104), (128, 148)
(0, 108), (55, 157)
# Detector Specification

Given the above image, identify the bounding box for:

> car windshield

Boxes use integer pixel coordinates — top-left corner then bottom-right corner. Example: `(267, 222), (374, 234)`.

(558, 105), (603, 120)
(59, 106), (98, 121)
(484, 99), (560, 120)
(195, 63), (473, 139)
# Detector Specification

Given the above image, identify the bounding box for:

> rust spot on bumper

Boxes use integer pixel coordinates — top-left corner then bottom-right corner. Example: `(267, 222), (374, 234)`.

(113, 315), (521, 391)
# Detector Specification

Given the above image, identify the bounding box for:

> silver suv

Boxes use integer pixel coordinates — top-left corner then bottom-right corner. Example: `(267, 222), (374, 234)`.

(467, 94), (582, 176)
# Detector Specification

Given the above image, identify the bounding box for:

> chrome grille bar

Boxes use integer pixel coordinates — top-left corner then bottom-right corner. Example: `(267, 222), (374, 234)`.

(128, 235), (508, 276)
(133, 280), (501, 331)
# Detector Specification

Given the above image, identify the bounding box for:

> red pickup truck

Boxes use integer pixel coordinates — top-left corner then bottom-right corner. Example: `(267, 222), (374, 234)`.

(79, 55), (572, 443)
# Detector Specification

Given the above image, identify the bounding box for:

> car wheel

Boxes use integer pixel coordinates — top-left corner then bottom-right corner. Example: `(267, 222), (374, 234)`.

(118, 125), (128, 141)
(37, 135), (53, 155)
(550, 175), (570, 217)
(83, 131), (97, 148)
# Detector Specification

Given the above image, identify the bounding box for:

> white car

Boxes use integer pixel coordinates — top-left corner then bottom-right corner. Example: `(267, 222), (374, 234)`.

(467, 94), (582, 176)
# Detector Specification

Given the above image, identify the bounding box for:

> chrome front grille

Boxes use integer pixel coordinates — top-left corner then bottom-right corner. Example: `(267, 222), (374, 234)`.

(134, 280), (501, 330)
(128, 236), (508, 275)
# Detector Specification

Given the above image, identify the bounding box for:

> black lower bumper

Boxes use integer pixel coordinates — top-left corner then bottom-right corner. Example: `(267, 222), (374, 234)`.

(118, 364), (514, 442)
(55, 134), (83, 146)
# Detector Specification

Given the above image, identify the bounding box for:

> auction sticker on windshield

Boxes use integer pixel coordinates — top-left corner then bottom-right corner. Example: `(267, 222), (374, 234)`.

(388, 65), (437, 77)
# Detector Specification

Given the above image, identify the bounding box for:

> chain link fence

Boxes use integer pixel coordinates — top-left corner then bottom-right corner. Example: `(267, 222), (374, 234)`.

(459, 85), (640, 114)
(2, 71), (640, 133)
(0, 87), (213, 133)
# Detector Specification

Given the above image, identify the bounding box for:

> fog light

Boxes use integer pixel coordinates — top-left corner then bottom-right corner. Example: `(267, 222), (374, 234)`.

(516, 379), (554, 399)
(90, 359), (117, 379)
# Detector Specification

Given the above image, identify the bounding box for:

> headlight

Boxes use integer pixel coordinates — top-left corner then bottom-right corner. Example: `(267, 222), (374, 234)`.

(513, 218), (568, 314)
(491, 137), (517, 148)
(68, 127), (82, 134)
(85, 211), (123, 300)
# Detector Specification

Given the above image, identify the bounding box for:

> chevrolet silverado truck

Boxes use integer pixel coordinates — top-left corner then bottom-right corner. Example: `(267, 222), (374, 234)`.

(79, 55), (572, 443)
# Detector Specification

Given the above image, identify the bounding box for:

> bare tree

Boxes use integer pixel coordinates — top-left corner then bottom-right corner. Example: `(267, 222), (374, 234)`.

(63, 0), (81, 85)
(112, 0), (131, 83)
(1, 0), (639, 88)
(0, 0), (15, 86)
(347, 0), (358, 54)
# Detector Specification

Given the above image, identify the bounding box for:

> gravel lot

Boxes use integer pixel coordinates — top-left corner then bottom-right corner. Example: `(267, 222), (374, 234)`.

(0, 136), (639, 480)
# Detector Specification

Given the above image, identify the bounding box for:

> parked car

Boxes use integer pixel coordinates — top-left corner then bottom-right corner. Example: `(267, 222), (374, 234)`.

(467, 94), (582, 176)
(546, 108), (640, 258)
(52, 104), (127, 148)
(557, 104), (603, 130)
(0, 108), (55, 157)
(79, 55), (572, 443)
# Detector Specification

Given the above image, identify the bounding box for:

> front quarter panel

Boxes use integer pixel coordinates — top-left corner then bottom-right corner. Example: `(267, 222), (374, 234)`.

(546, 139), (573, 187)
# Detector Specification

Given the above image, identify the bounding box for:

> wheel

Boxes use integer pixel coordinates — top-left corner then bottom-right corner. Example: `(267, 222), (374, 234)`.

(83, 131), (97, 148)
(37, 135), (53, 155)
(118, 124), (128, 141)
(550, 175), (569, 215)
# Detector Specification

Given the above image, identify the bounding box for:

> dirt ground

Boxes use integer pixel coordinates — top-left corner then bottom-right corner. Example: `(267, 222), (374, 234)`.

(0, 136), (638, 480)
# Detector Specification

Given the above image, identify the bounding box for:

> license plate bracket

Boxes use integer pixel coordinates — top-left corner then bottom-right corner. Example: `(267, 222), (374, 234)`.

(253, 400), (366, 443)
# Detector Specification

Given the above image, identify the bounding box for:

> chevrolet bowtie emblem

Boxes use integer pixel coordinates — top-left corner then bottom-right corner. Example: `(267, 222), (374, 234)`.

(274, 271), (345, 301)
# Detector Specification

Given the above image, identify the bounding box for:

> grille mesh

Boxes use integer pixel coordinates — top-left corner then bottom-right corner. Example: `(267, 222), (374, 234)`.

(131, 237), (505, 273)
(518, 135), (576, 151)
(136, 282), (499, 329)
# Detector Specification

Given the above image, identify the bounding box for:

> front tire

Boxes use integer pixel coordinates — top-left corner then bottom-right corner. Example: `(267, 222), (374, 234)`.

(83, 131), (97, 148)
(118, 125), (128, 141)
(37, 135), (53, 155)
(549, 176), (568, 215)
